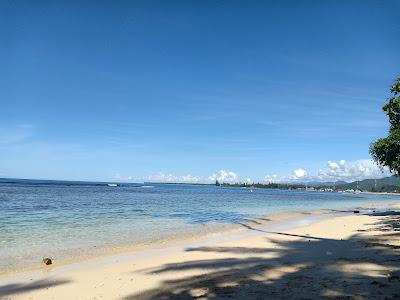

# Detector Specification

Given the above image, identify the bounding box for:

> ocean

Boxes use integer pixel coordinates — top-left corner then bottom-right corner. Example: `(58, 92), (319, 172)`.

(0, 180), (398, 273)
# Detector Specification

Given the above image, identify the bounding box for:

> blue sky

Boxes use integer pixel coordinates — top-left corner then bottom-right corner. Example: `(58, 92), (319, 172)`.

(1, 0), (399, 183)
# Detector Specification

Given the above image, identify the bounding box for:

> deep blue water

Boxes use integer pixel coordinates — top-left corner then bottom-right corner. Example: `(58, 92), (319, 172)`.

(0, 181), (398, 272)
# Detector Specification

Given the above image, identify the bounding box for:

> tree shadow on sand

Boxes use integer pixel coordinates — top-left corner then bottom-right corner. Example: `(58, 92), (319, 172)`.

(0, 278), (70, 298)
(125, 214), (400, 300)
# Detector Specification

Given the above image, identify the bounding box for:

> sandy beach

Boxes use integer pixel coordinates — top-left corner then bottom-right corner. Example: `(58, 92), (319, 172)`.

(3, 1), (399, 298)
(1, 205), (399, 300)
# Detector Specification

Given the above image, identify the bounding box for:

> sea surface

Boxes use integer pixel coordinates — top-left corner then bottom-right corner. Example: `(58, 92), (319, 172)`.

(0, 180), (399, 273)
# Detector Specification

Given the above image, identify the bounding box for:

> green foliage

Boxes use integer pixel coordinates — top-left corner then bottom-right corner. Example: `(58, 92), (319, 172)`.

(382, 78), (400, 131)
(370, 78), (400, 174)
(370, 129), (400, 174)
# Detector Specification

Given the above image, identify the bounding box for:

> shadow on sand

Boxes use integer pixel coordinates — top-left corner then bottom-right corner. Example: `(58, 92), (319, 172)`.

(125, 213), (400, 300)
(0, 279), (71, 298)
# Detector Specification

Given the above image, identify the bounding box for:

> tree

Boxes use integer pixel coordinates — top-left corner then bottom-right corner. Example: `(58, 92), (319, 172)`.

(370, 77), (400, 174)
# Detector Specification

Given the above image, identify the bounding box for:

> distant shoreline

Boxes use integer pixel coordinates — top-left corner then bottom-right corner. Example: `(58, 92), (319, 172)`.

(360, 191), (400, 196)
(2, 176), (400, 194)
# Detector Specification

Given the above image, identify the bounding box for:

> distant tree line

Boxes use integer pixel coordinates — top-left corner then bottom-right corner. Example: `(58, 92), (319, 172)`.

(215, 176), (400, 193)
(216, 181), (313, 190)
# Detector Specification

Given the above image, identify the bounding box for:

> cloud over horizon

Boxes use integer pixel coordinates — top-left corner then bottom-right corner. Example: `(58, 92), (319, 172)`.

(283, 159), (392, 183)
(114, 159), (392, 185)
(145, 170), (240, 184)
(115, 170), (240, 184)
(292, 168), (308, 180)
(146, 172), (202, 183)
(316, 159), (391, 182)
(208, 170), (239, 183)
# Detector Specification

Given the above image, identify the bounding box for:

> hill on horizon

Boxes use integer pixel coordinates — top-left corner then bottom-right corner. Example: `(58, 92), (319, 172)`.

(328, 176), (400, 192)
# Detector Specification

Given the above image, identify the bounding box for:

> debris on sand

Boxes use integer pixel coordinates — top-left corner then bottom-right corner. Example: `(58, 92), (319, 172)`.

(42, 257), (53, 265)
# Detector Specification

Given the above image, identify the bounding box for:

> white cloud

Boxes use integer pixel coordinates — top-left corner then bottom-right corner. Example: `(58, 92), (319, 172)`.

(264, 159), (392, 184)
(293, 168), (307, 179)
(118, 159), (391, 186)
(316, 159), (391, 182)
(264, 174), (278, 182)
(208, 170), (239, 183)
(147, 172), (202, 183)
(181, 174), (202, 183)
(139, 169), (242, 184)
(277, 159), (392, 183)
(117, 170), (240, 184)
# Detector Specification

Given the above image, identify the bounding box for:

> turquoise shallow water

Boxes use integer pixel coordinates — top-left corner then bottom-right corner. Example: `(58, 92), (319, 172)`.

(0, 181), (398, 272)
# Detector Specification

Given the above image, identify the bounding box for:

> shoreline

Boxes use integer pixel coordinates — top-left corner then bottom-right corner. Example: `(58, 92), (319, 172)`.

(1, 201), (399, 288)
(0, 208), (340, 279)
(2, 184), (400, 278)
(2, 199), (397, 278)
(1, 204), (400, 299)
